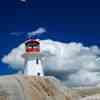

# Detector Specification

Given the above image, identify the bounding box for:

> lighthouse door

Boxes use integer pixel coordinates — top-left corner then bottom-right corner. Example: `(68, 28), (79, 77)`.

(37, 72), (40, 76)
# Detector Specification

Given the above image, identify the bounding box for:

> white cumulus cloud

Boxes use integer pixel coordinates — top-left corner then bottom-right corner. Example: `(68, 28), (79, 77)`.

(27, 27), (46, 37)
(2, 39), (100, 87)
(20, 0), (27, 2)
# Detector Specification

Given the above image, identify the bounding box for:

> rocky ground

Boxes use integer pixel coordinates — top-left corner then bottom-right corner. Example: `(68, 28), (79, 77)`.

(0, 75), (100, 100)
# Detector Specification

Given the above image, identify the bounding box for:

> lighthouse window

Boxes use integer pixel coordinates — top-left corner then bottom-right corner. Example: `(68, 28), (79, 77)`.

(26, 43), (32, 48)
(25, 40), (40, 48)
(36, 58), (39, 64)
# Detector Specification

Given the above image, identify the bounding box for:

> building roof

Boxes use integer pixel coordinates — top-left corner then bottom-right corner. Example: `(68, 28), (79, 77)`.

(25, 39), (40, 46)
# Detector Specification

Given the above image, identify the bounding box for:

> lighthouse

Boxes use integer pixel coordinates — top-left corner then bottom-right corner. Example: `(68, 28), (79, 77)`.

(23, 39), (44, 76)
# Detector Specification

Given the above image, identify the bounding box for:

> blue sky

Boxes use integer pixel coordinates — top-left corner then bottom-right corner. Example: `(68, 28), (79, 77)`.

(0, 0), (100, 75)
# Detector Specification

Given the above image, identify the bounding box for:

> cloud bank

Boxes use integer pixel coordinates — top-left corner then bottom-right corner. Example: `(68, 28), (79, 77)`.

(2, 39), (100, 87)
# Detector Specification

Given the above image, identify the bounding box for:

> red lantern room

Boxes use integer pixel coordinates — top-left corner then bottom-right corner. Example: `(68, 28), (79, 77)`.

(25, 39), (40, 54)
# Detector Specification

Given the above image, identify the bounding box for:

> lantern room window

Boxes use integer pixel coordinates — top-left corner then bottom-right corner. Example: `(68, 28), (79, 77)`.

(25, 39), (40, 53)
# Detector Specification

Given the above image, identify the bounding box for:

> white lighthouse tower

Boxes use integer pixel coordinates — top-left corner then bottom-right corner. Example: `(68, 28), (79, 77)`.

(23, 39), (44, 76)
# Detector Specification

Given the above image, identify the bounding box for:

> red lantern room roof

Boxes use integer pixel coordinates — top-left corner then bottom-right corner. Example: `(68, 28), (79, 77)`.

(25, 39), (40, 46)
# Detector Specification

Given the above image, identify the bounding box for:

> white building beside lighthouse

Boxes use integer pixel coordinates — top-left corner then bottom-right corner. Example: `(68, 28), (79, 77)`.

(23, 39), (44, 76)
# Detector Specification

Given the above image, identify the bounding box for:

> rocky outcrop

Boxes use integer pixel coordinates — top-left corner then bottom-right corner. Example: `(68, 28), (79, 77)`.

(0, 75), (79, 100)
(0, 75), (100, 100)
(79, 95), (100, 100)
